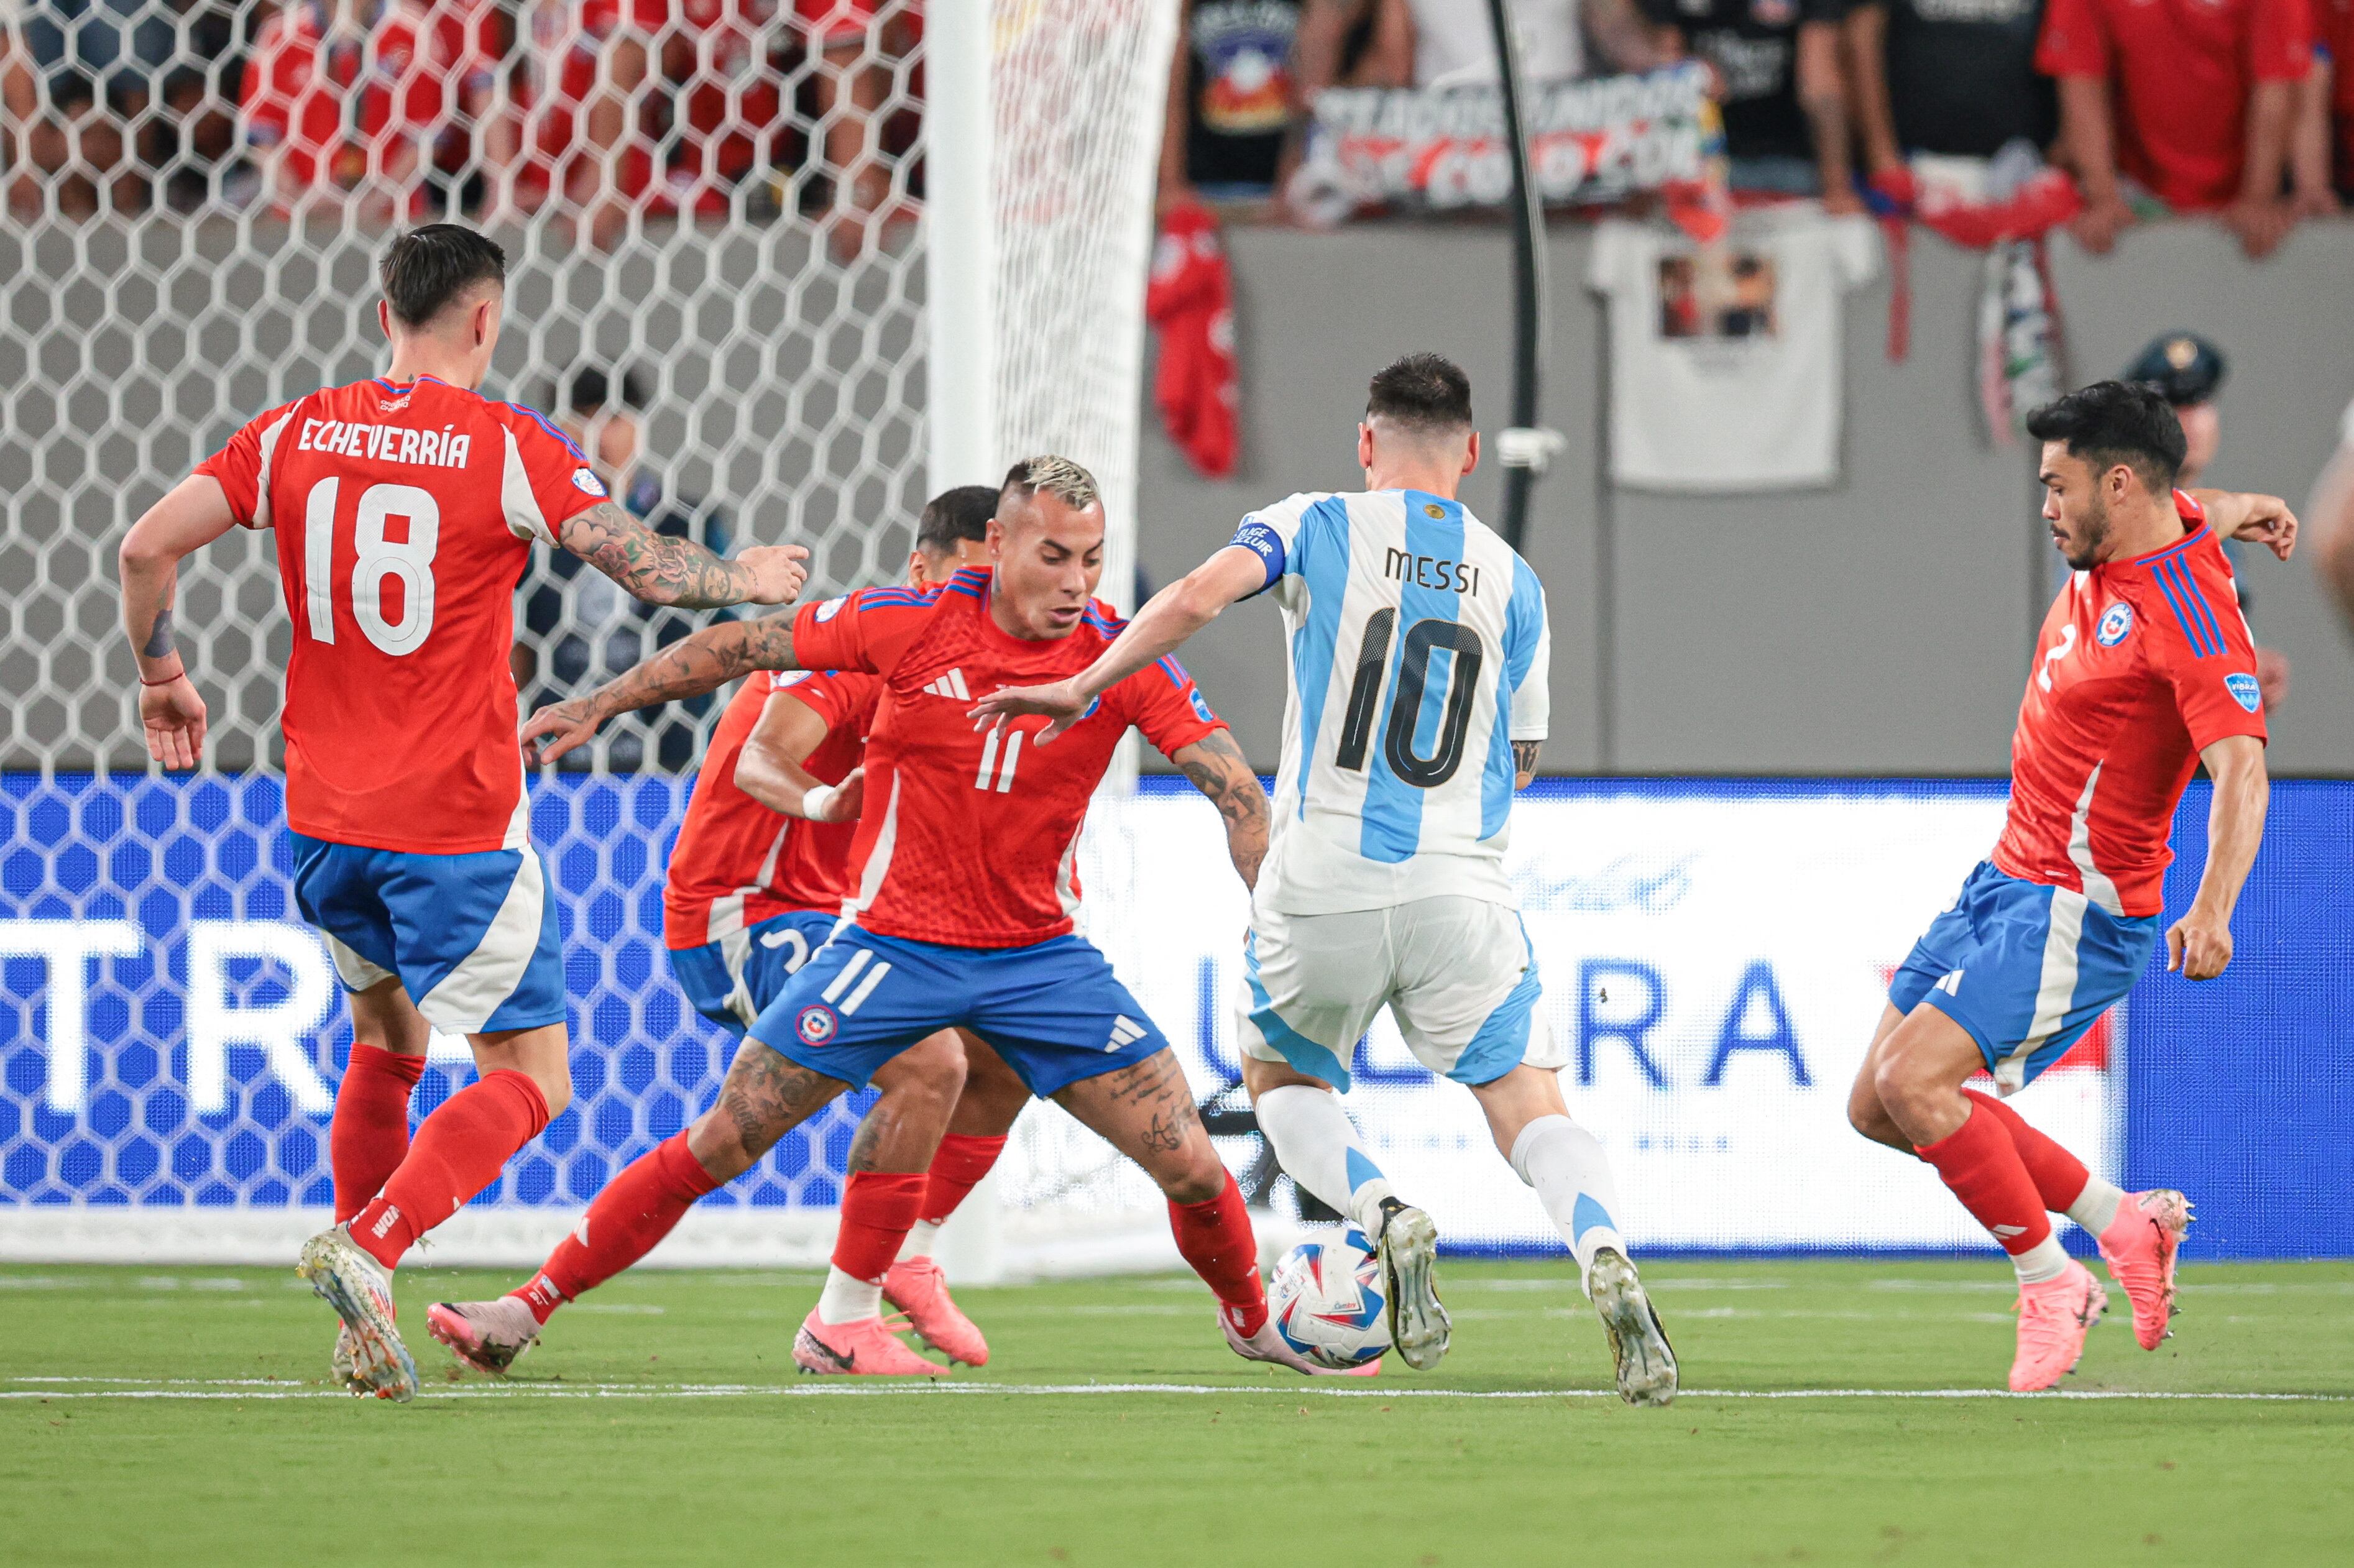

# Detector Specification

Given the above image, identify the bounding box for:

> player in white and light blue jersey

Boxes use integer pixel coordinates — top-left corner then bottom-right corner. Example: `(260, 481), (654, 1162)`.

(971, 354), (1674, 1405)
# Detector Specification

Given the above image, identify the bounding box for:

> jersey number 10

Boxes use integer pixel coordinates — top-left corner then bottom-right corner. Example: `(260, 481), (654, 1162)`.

(301, 478), (441, 656)
(1334, 611), (1484, 789)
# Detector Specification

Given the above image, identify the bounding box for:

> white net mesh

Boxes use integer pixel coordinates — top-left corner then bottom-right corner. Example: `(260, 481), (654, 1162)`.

(0, 0), (1182, 1268)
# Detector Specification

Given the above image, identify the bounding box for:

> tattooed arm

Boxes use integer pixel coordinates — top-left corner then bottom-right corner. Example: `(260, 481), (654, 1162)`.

(1170, 728), (1269, 891)
(1513, 740), (1542, 792)
(520, 615), (801, 766)
(557, 500), (809, 609)
(117, 475), (241, 770)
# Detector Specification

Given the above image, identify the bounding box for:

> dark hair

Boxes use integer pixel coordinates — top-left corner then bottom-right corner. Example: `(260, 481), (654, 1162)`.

(917, 485), (998, 555)
(379, 224), (506, 328)
(1366, 352), (1473, 433)
(563, 365), (648, 416)
(2024, 380), (2186, 493)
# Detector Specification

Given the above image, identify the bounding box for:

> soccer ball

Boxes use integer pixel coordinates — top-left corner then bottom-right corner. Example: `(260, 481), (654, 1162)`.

(1267, 1229), (1391, 1370)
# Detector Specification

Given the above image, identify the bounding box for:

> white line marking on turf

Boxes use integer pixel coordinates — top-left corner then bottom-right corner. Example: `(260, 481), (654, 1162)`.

(4, 1378), (2347, 1403)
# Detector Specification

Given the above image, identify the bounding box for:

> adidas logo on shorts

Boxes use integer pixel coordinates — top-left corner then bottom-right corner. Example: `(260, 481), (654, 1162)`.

(1106, 1015), (1146, 1053)
(921, 667), (972, 700)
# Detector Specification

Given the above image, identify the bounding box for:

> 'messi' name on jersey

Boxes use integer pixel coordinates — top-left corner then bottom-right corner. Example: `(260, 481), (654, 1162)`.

(293, 416), (473, 469)
(1383, 546), (1483, 597)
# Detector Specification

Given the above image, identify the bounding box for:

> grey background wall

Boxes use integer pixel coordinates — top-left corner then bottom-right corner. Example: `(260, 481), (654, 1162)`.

(1134, 220), (2354, 777)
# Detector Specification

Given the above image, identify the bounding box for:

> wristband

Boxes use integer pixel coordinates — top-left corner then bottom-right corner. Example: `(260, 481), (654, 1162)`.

(139, 671), (186, 687)
(799, 782), (838, 822)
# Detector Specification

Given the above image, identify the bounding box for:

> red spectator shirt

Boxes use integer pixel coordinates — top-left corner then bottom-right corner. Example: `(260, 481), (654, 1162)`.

(2319, 0), (2354, 188)
(512, 0), (781, 207)
(1990, 494), (2267, 918)
(663, 668), (879, 950)
(195, 375), (608, 854)
(242, 1), (496, 194)
(2036, 0), (2312, 210)
(788, 570), (1227, 948)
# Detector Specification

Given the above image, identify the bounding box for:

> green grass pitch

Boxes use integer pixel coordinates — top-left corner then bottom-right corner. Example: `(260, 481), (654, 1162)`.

(3, 1259), (2349, 1566)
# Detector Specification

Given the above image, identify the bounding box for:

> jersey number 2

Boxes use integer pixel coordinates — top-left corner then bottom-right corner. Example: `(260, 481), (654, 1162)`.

(302, 477), (441, 656)
(1335, 612), (1484, 789)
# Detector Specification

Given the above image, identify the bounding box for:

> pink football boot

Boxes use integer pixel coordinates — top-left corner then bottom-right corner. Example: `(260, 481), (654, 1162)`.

(792, 1309), (946, 1377)
(2010, 1259), (2108, 1392)
(2096, 1189), (2193, 1350)
(883, 1257), (990, 1367)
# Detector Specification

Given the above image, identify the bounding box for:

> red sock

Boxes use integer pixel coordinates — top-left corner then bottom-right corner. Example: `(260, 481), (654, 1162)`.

(349, 1070), (550, 1270)
(1915, 1103), (2053, 1257)
(331, 1044), (426, 1223)
(919, 1134), (1008, 1226)
(834, 1171), (929, 1283)
(512, 1134), (721, 1325)
(1961, 1089), (2090, 1214)
(1169, 1171), (1267, 1336)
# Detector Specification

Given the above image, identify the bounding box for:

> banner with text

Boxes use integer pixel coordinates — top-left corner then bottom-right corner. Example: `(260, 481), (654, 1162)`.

(3, 776), (2347, 1257)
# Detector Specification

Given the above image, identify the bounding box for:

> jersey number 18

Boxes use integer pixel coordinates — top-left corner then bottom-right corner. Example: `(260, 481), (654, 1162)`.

(1334, 611), (1484, 789)
(301, 477), (441, 656)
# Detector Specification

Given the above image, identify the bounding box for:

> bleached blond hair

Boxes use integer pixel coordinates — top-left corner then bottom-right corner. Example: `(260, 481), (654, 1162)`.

(1000, 454), (1102, 513)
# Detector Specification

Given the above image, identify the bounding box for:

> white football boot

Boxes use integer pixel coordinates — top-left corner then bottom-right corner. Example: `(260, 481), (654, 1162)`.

(298, 1223), (417, 1403)
(1588, 1247), (1676, 1406)
(1375, 1199), (1450, 1370)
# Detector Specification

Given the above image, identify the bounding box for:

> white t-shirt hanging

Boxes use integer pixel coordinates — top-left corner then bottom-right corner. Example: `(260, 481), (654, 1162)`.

(1408, 0), (1583, 88)
(1588, 208), (1880, 492)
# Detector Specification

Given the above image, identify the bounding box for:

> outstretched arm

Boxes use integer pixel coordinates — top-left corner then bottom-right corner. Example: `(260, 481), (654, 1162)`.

(521, 615), (802, 766)
(117, 475), (240, 769)
(1170, 729), (1269, 891)
(2167, 735), (2267, 981)
(734, 688), (864, 824)
(558, 500), (809, 609)
(969, 545), (1268, 741)
(2187, 488), (2297, 561)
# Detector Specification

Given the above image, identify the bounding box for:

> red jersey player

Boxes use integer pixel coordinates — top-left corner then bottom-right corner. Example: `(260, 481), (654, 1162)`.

(519, 457), (1330, 1375)
(427, 487), (1036, 1376)
(114, 225), (806, 1401)
(1847, 381), (2297, 1392)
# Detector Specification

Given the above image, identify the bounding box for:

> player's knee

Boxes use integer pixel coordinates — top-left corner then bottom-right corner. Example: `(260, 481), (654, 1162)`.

(536, 1071), (573, 1122)
(683, 1107), (759, 1183)
(1155, 1141), (1230, 1206)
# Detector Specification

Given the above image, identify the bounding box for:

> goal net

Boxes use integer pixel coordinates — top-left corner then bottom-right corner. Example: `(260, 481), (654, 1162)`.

(0, 0), (1190, 1274)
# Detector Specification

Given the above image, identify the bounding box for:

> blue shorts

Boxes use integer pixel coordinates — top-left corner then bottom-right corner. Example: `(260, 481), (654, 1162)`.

(666, 910), (839, 1037)
(1889, 860), (2160, 1093)
(290, 833), (566, 1035)
(751, 926), (1169, 1098)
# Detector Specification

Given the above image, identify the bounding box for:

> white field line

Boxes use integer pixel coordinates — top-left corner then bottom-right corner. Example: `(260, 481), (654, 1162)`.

(2, 1377), (2347, 1403)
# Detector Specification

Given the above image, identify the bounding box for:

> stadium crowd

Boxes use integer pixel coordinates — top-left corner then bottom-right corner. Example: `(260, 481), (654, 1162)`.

(2, 0), (2350, 255)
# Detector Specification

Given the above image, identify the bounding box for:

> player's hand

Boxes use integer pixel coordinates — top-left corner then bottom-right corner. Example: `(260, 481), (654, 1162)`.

(520, 697), (603, 766)
(739, 544), (811, 607)
(2223, 493), (2299, 561)
(139, 674), (206, 771)
(811, 766), (864, 823)
(2165, 907), (2233, 981)
(968, 680), (1089, 744)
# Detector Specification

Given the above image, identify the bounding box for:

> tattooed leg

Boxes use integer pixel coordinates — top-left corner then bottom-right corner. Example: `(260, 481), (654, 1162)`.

(847, 1030), (968, 1175)
(1054, 1049), (1226, 1203)
(684, 1038), (851, 1181)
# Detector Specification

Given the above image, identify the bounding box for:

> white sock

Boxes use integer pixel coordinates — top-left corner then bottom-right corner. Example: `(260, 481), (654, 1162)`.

(898, 1219), (942, 1262)
(1254, 1084), (1395, 1240)
(2064, 1176), (2125, 1236)
(1509, 1114), (1626, 1296)
(2012, 1234), (2071, 1285)
(814, 1266), (881, 1325)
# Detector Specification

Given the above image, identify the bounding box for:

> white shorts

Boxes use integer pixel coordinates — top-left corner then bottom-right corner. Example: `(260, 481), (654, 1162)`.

(1236, 895), (1563, 1091)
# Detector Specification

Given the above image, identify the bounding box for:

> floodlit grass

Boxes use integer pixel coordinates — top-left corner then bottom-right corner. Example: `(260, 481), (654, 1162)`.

(3, 1259), (2349, 1566)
